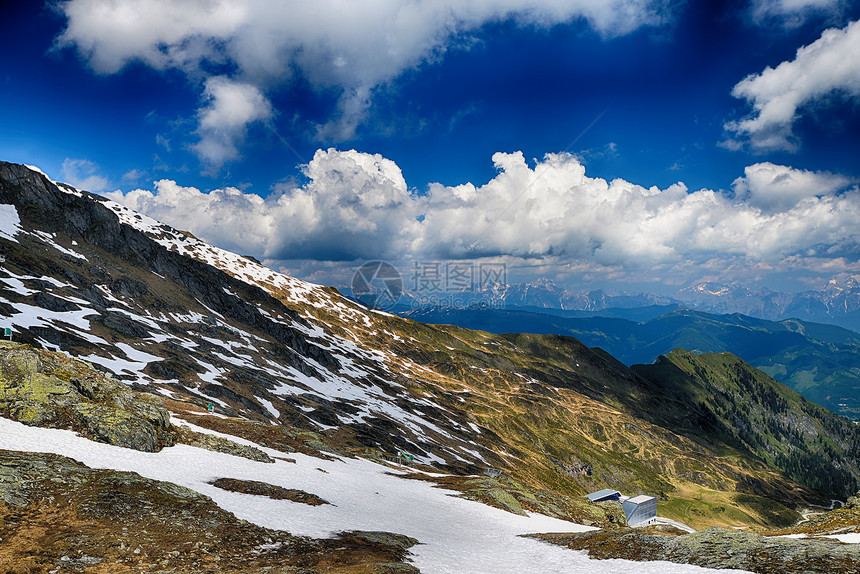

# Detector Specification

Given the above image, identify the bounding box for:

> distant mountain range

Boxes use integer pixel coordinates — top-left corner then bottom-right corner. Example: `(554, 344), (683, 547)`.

(401, 306), (860, 419)
(376, 276), (860, 333)
(676, 279), (860, 330)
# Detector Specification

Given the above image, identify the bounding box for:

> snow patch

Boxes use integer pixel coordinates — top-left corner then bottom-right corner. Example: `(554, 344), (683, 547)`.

(0, 417), (754, 574)
(23, 164), (48, 178)
(822, 532), (860, 544)
(258, 396), (280, 420)
(30, 229), (87, 259)
(0, 204), (22, 242)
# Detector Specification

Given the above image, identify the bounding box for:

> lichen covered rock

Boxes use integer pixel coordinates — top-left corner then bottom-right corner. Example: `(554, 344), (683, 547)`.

(0, 341), (174, 452)
(530, 525), (860, 573)
(71, 402), (162, 452)
(175, 425), (274, 463)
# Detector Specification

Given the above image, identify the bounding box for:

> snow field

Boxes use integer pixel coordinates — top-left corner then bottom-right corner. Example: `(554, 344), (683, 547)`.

(825, 533), (860, 543)
(0, 417), (753, 574)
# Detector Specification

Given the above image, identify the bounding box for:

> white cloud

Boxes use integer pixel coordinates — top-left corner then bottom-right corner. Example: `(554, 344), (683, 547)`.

(55, 0), (246, 75)
(59, 158), (109, 192)
(57, 0), (672, 156)
(732, 162), (854, 213)
(416, 152), (859, 266)
(749, 0), (843, 28)
(107, 149), (860, 286)
(191, 76), (273, 167)
(121, 168), (146, 182)
(724, 18), (860, 151)
(108, 148), (420, 261)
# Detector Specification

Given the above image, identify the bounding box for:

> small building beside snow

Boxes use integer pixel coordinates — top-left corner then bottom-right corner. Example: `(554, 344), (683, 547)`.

(584, 489), (622, 503)
(622, 495), (657, 527)
(585, 490), (657, 527)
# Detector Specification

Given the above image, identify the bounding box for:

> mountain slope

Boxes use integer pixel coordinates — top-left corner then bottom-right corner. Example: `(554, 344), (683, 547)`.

(402, 306), (860, 418)
(633, 351), (860, 500)
(0, 160), (857, 533)
(0, 161), (496, 470)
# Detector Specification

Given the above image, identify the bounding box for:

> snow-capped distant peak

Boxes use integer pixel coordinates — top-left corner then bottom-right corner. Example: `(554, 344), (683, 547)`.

(681, 282), (738, 297)
(698, 285), (730, 296)
(824, 275), (860, 291)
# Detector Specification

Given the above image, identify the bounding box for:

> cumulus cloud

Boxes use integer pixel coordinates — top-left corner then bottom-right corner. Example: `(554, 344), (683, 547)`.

(107, 148), (420, 261)
(60, 158), (109, 192)
(107, 148), (860, 286)
(749, 0), (844, 28)
(724, 18), (860, 151)
(418, 152), (860, 266)
(191, 76), (273, 167)
(57, 0), (671, 156)
(732, 162), (854, 213)
(55, 0), (246, 75)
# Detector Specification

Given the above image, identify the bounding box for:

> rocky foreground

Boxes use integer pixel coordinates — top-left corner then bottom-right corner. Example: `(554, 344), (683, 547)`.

(0, 451), (418, 574)
(531, 523), (860, 574)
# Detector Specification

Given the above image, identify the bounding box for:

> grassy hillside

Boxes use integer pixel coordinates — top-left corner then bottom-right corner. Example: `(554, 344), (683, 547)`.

(403, 307), (860, 418)
(633, 350), (860, 500)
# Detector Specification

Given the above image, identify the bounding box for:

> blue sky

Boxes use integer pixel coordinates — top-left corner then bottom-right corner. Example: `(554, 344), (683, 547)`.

(2, 1), (860, 294)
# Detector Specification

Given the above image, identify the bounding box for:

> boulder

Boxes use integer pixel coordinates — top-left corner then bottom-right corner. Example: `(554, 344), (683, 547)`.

(0, 342), (174, 452)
